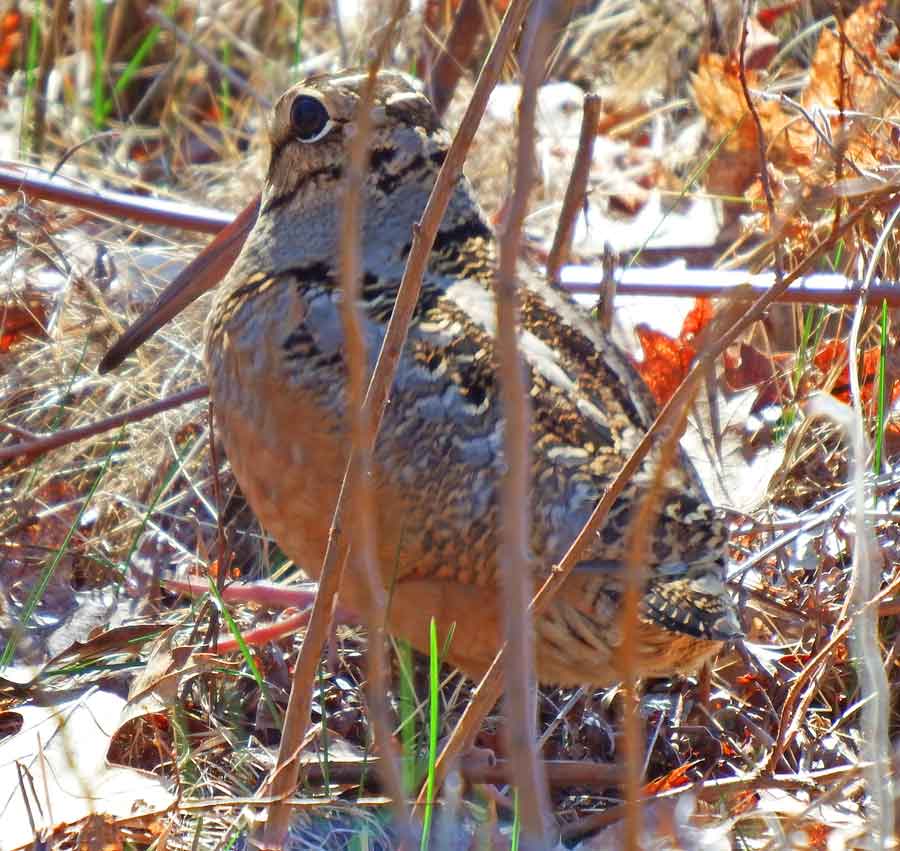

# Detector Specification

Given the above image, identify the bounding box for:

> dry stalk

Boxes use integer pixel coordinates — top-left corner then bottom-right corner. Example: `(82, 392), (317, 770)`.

(619, 389), (695, 851)
(492, 0), (556, 843)
(261, 8), (409, 845)
(0, 384), (209, 462)
(0, 163), (235, 235)
(424, 188), (887, 796)
(429, 0), (485, 116)
(838, 201), (900, 846)
(545, 92), (601, 282)
(31, 0), (68, 158)
(335, 0), (410, 834)
(737, 0), (785, 285)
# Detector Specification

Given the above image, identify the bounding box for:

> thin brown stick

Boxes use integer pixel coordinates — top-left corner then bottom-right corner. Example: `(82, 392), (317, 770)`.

(492, 1), (555, 843)
(0, 164), (234, 234)
(429, 0), (485, 116)
(298, 757), (619, 790)
(336, 2), (410, 836)
(620, 391), (695, 851)
(545, 93), (601, 282)
(737, 0), (785, 284)
(0, 384), (209, 462)
(423, 189), (886, 799)
(261, 10), (408, 845)
(31, 0), (68, 158)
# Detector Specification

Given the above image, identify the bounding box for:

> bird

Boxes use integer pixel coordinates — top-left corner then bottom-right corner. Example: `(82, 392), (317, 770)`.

(103, 70), (741, 687)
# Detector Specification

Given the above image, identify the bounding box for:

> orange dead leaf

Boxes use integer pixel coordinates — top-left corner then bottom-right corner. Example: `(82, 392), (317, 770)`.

(693, 0), (898, 237)
(643, 760), (699, 795)
(812, 338), (891, 408)
(0, 300), (48, 352)
(805, 822), (831, 848)
(0, 10), (22, 72)
(633, 298), (712, 406)
(634, 325), (694, 406)
(680, 297), (714, 340)
(732, 790), (760, 816)
(803, 0), (886, 115)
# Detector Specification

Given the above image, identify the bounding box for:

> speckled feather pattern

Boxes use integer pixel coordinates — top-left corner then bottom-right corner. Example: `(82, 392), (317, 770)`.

(205, 71), (741, 686)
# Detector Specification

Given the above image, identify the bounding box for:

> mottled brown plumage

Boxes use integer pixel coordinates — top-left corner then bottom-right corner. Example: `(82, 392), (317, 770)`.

(202, 70), (740, 686)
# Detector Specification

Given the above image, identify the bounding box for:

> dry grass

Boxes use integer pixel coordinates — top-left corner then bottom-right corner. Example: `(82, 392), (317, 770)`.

(1, 1), (899, 849)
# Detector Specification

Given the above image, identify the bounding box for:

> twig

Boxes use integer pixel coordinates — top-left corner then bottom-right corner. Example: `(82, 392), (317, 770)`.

(492, 1), (555, 843)
(429, 0), (485, 116)
(737, 0), (785, 285)
(0, 384), (209, 462)
(337, 2), (410, 835)
(545, 93), (601, 282)
(31, 0), (68, 158)
(0, 163), (234, 234)
(261, 9), (409, 845)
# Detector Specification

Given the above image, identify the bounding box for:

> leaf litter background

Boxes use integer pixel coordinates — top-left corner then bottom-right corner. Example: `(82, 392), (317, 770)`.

(0, 0), (899, 848)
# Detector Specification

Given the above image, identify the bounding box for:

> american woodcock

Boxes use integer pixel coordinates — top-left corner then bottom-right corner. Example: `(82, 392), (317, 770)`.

(106, 70), (741, 686)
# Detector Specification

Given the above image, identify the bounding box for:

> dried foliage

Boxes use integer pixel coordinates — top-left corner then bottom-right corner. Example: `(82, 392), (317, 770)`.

(1, 1), (899, 849)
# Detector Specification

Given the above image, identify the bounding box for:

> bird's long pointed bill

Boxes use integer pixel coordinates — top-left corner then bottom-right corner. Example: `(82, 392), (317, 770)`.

(98, 195), (261, 373)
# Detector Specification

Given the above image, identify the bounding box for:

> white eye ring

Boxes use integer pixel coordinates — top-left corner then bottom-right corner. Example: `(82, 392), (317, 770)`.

(299, 119), (334, 143)
(290, 95), (333, 143)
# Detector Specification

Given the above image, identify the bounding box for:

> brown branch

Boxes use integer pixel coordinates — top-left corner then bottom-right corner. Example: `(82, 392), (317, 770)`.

(545, 92), (601, 282)
(492, 1), (556, 843)
(261, 8), (408, 845)
(0, 164), (234, 235)
(429, 0), (485, 117)
(337, 5), (410, 836)
(0, 384), (209, 462)
(737, 0), (784, 284)
(299, 758), (619, 790)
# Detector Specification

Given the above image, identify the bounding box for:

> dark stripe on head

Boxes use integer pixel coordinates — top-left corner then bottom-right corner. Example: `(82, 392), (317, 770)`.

(261, 164), (344, 216)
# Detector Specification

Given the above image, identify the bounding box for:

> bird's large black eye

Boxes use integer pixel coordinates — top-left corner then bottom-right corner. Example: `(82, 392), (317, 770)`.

(290, 95), (331, 141)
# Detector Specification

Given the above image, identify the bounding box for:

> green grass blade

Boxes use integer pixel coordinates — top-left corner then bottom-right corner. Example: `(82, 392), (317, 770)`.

(318, 661), (331, 794)
(206, 576), (282, 727)
(511, 788), (521, 850)
(92, 0), (106, 128)
(419, 618), (439, 850)
(99, 0), (179, 124)
(873, 299), (889, 474)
